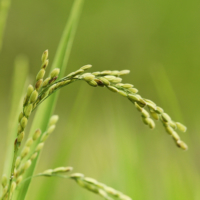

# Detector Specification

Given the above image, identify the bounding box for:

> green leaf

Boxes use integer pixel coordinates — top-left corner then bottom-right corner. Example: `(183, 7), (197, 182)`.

(0, 0), (11, 51)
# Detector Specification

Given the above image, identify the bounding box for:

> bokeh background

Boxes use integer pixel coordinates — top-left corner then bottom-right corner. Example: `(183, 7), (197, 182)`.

(0, 0), (200, 199)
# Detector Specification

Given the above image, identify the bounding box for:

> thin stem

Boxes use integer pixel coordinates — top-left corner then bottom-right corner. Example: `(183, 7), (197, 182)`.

(32, 77), (78, 111)
(19, 174), (70, 186)
(7, 142), (20, 199)
(0, 0), (11, 51)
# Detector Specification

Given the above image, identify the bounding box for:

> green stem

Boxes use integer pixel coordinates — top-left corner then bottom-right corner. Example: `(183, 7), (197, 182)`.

(0, 0), (11, 51)
(32, 77), (78, 111)
(7, 141), (20, 199)
(19, 174), (70, 186)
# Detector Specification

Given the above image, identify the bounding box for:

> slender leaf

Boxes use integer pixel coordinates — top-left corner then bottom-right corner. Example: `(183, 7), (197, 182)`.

(0, 0), (11, 51)
(150, 66), (184, 122)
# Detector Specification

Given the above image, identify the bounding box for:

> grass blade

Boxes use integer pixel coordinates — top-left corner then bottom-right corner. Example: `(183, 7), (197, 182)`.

(150, 66), (184, 122)
(0, 0), (11, 51)
(13, 0), (84, 199)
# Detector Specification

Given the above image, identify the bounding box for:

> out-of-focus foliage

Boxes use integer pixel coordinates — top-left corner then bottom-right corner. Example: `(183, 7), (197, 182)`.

(0, 0), (199, 200)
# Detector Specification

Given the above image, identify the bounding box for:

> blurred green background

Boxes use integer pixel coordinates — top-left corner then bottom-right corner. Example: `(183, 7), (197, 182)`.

(0, 0), (200, 199)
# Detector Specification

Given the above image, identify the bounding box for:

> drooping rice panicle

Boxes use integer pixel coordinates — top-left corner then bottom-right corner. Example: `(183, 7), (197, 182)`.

(31, 61), (187, 150)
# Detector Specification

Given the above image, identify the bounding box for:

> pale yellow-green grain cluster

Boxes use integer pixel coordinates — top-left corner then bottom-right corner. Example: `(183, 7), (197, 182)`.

(70, 173), (132, 200)
(38, 64), (187, 150)
(38, 166), (73, 177)
(4, 51), (50, 199)
(81, 69), (187, 149)
(17, 50), (50, 146)
(5, 50), (63, 199)
(33, 168), (132, 200)
(0, 175), (8, 199)
(1, 115), (59, 199)
(14, 129), (41, 182)
(14, 115), (59, 187)
(32, 64), (93, 108)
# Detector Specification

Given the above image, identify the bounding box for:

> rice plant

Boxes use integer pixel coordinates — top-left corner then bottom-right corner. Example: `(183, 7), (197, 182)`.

(0, 0), (188, 199)
(0, 48), (188, 199)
